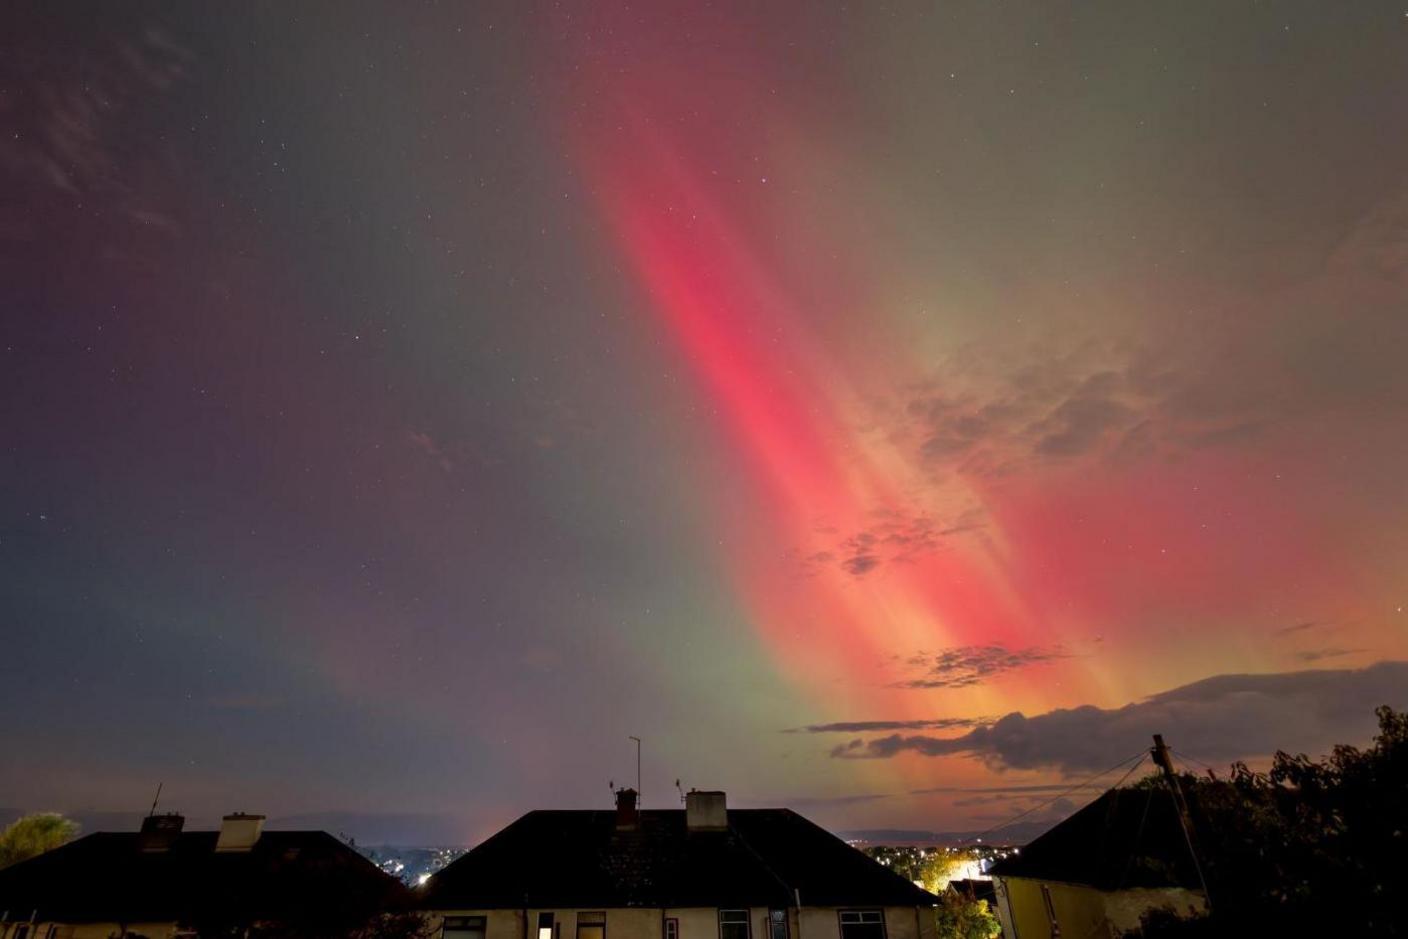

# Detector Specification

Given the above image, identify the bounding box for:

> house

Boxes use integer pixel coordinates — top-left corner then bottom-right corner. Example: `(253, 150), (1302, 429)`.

(420, 790), (938, 939)
(0, 812), (406, 939)
(987, 788), (1207, 938)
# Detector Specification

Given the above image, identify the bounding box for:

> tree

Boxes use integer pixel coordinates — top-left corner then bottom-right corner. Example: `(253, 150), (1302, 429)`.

(0, 813), (79, 868)
(934, 887), (1001, 939)
(916, 850), (965, 894)
(1138, 705), (1408, 938)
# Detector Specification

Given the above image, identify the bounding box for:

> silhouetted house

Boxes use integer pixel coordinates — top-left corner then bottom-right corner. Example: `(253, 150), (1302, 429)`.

(420, 790), (938, 939)
(988, 788), (1207, 938)
(0, 813), (406, 939)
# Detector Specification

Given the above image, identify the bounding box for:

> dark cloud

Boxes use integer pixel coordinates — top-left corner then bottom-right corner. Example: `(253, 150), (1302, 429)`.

(800, 507), (985, 578)
(755, 793), (894, 810)
(1293, 647), (1364, 663)
(902, 350), (1272, 479)
(783, 717), (985, 734)
(842, 550), (880, 576)
(908, 782), (1105, 796)
(896, 644), (1068, 689)
(1275, 621), (1322, 637)
(834, 662), (1408, 774)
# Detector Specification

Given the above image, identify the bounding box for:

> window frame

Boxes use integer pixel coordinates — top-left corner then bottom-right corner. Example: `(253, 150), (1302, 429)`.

(664, 919), (679, 939)
(442, 915), (488, 939)
(718, 909), (751, 939)
(766, 909), (787, 939)
(576, 911), (606, 939)
(836, 909), (885, 939)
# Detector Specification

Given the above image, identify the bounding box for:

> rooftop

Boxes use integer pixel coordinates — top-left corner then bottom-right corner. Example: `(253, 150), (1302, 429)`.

(0, 828), (406, 925)
(989, 787), (1203, 892)
(422, 808), (938, 909)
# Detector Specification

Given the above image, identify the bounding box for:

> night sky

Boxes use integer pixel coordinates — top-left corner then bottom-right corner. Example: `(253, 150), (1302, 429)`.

(4, 1), (1408, 844)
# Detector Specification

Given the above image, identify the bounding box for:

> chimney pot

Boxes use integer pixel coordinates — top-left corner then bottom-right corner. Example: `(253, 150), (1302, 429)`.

(614, 788), (639, 830)
(216, 813), (265, 852)
(686, 790), (727, 831)
(138, 813), (185, 852)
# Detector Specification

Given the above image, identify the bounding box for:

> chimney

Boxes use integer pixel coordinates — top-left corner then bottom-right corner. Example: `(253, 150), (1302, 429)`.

(215, 813), (265, 852)
(685, 790), (727, 831)
(138, 813), (185, 852)
(614, 788), (639, 830)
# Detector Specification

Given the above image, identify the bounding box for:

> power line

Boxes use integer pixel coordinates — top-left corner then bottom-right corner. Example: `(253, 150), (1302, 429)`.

(970, 750), (1148, 843)
(1171, 747), (1217, 775)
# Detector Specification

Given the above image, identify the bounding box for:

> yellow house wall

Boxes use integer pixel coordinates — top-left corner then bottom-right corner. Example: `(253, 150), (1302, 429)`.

(994, 879), (1110, 939)
(1101, 888), (1206, 934)
(996, 878), (1207, 938)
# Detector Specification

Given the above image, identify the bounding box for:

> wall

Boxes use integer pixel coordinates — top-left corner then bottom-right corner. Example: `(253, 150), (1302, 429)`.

(0, 922), (181, 939)
(429, 905), (933, 939)
(995, 878), (1208, 939)
(994, 879), (1110, 939)
(1101, 888), (1205, 935)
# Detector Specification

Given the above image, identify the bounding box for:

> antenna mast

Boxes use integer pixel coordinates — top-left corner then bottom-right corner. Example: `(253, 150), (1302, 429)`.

(628, 736), (641, 801)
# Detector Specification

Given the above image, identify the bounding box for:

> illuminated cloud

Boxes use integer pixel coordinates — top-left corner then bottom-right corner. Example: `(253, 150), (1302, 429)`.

(833, 662), (1408, 773)
(895, 644), (1070, 689)
(783, 717), (985, 734)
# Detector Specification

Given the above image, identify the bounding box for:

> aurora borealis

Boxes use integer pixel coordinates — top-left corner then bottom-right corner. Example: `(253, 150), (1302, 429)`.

(4, 2), (1408, 843)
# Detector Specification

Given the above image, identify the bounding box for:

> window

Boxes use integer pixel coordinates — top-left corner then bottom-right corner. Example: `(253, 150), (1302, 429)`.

(538, 914), (554, 939)
(664, 919), (679, 939)
(577, 911), (606, 939)
(13, 926), (29, 939)
(444, 916), (487, 939)
(718, 910), (749, 939)
(837, 910), (884, 939)
(767, 910), (786, 939)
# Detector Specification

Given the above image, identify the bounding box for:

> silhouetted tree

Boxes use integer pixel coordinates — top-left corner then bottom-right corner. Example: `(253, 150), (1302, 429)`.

(1138, 705), (1408, 937)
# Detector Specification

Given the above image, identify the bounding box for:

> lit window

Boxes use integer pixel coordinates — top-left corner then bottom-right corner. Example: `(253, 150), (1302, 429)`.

(664, 919), (679, 939)
(444, 916), (487, 939)
(577, 911), (606, 939)
(538, 913), (554, 939)
(719, 910), (749, 939)
(838, 910), (884, 939)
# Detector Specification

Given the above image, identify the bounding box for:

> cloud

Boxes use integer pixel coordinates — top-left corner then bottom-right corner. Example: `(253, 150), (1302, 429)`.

(833, 661), (1408, 774)
(783, 717), (985, 734)
(1293, 647), (1363, 663)
(0, 25), (192, 201)
(895, 644), (1068, 689)
(800, 507), (986, 578)
(901, 348), (1275, 480)
(893, 189), (1408, 482)
(908, 782), (1106, 796)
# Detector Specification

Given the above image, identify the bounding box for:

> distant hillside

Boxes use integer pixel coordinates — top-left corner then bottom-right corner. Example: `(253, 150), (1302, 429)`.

(836, 819), (1054, 846)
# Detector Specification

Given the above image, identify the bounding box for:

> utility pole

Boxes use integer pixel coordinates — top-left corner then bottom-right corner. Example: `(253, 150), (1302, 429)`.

(628, 736), (641, 802)
(1151, 734), (1211, 911)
